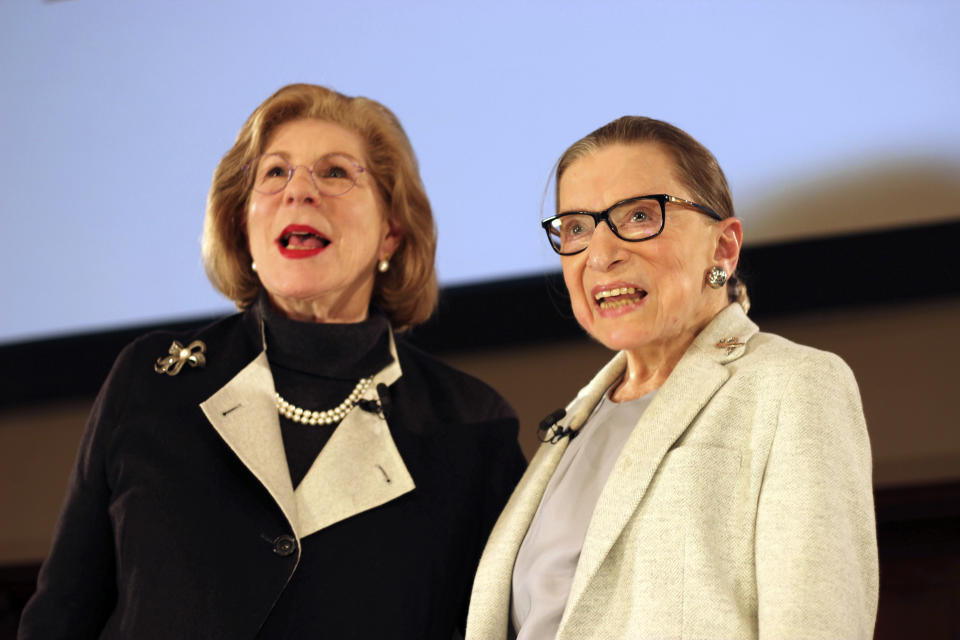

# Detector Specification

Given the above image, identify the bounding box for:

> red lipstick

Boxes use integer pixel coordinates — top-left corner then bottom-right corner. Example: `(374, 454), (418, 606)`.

(275, 224), (330, 259)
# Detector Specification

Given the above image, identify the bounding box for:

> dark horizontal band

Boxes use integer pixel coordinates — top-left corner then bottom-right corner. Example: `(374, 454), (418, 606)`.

(0, 219), (957, 409)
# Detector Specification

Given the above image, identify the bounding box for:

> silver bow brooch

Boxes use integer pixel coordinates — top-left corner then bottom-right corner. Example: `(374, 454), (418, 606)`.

(154, 340), (207, 376)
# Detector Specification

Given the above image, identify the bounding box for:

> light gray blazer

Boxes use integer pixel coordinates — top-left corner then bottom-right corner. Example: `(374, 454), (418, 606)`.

(467, 304), (878, 640)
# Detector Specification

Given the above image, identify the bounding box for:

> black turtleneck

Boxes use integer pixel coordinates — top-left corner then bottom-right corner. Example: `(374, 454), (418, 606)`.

(254, 295), (393, 488)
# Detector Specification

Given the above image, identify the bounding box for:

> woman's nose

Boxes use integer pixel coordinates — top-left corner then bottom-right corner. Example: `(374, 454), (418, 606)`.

(284, 165), (320, 205)
(586, 222), (626, 271)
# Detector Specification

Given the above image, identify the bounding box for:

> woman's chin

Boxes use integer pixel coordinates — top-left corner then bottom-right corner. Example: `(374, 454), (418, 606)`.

(583, 321), (654, 353)
(600, 333), (654, 354)
(576, 305), (653, 353)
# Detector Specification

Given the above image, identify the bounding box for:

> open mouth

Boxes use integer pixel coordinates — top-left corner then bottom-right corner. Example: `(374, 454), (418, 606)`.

(279, 230), (330, 250)
(275, 225), (331, 257)
(594, 286), (647, 310)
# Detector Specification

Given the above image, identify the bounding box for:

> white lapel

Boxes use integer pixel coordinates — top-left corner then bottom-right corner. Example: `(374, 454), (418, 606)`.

(294, 333), (414, 538)
(559, 304), (759, 633)
(467, 435), (572, 639)
(466, 352), (627, 640)
(199, 330), (415, 542)
(199, 351), (300, 535)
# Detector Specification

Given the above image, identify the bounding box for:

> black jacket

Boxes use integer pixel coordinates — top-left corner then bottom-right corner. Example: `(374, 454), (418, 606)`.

(19, 308), (526, 639)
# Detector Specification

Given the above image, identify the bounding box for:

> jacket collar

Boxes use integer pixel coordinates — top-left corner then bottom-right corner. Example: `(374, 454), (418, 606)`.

(561, 303), (757, 431)
(198, 331), (413, 540)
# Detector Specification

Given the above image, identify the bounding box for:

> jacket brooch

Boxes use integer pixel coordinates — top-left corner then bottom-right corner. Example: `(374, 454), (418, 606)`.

(716, 337), (745, 355)
(154, 340), (207, 376)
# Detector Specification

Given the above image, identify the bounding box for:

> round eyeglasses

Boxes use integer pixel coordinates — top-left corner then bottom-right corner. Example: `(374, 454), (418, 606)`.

(244, 152), (366, 197)
(541, 193), (722, 255)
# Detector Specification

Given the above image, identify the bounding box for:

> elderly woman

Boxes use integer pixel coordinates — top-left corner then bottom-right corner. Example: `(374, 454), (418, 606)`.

(19, 83), (525, 639)
(466, 117), (878, 640)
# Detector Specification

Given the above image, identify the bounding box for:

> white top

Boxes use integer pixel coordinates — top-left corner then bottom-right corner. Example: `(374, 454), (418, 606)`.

(511, 388), (655, 639)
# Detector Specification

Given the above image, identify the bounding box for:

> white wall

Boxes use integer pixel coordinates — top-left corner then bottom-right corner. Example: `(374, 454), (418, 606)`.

(2, 0), (959, 344)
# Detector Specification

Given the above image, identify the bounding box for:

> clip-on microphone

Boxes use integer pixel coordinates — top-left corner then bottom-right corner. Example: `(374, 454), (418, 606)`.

(537, 408), (576, 444)
(357, 383), (393, 419)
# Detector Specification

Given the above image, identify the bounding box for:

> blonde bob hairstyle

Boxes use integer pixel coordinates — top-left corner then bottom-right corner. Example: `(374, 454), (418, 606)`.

(556, 116), (749, 313)
(202, 83), (438, 330)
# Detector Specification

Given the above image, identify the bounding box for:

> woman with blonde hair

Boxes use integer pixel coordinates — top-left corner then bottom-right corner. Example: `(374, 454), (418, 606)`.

(20, 83), (525, 639)
(467, 116), (878, 639)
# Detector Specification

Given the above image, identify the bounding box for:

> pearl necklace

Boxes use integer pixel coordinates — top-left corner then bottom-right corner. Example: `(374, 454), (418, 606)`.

(274, 377), (373, 425)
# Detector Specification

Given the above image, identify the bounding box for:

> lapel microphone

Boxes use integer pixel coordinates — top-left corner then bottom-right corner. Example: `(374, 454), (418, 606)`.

(537, 408), (576, 444)
(376, 383), (392, 419)
(357, 382), (393, 419)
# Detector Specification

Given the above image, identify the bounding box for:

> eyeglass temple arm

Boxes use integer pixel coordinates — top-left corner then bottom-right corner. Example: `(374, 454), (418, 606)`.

(665, 195), (722, 221)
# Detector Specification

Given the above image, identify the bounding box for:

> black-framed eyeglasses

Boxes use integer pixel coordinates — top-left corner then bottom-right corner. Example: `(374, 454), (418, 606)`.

(541, 193), (722, 256)
(243, 152), (366, 197)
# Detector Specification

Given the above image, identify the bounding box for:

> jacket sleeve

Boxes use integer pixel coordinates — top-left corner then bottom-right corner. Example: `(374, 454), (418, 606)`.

(481, 415), (527, 544)
(18, 346), (133, 639)
(755, 352), (878, 639)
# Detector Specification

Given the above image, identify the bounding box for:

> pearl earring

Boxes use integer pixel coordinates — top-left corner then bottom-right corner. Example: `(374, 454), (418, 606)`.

(377, 258), (390, 273)
(707, 266), (727, 288)
(251, 261), (258, 272)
